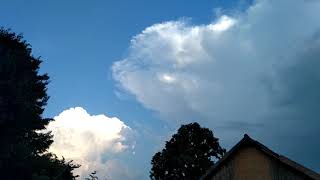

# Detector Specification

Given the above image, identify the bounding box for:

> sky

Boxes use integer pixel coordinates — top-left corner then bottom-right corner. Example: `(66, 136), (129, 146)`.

(1, 0), (320, 179)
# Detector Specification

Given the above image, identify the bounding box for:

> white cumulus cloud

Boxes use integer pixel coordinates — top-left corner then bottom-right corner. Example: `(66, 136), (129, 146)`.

(112, 0), (320, 170)
(46, 107), (135, 179)
(113, 0), (320, 125)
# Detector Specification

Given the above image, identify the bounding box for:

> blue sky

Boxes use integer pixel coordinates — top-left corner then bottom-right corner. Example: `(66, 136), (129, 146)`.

(0, 0), (249, 118)
(1, 0), (320, 179)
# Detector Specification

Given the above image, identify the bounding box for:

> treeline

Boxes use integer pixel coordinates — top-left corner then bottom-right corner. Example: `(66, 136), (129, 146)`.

(0, 28), (225, 180)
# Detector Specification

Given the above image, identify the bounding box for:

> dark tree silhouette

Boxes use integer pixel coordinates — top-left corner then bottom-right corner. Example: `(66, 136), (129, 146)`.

(85, 171), (108, 180)
(0, 28), (79, 179)
(150, 122), (226, 180)
(85, 171), (99, 180)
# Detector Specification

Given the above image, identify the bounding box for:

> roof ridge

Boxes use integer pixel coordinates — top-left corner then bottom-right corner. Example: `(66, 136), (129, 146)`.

(200, 134), (320, 180)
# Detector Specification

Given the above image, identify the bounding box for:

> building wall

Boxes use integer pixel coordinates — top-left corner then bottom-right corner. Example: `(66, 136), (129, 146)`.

(209, 147), (271, 180)
(269, 159), (309, 180)
(210, 159), (234, 180)
(233, 146), (272, 180)
(209, 146), (311, 180)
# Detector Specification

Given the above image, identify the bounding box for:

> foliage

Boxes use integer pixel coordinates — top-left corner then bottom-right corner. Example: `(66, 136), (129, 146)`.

(85, 171), (99, 180)
(150, 122), (226, 180)
(85, 171), (109, 180)
(0, 28), (79, 179)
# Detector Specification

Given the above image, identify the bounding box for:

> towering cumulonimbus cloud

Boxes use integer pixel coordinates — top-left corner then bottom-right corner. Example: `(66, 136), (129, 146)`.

(113, 0), (320, 170)
(45, 107), (137, 179)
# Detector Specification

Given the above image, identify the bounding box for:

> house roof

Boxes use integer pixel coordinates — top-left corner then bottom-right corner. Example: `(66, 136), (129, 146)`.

(200, 134), (320, 180)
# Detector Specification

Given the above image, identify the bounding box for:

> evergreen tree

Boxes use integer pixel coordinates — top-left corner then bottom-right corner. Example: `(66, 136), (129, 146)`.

(0, 28), (79, 180)
(150, 122), (226, 180)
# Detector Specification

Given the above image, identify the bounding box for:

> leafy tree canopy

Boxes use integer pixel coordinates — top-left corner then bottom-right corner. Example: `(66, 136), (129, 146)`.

(0, 28), (79, 179)
(150, 122), (226, 180)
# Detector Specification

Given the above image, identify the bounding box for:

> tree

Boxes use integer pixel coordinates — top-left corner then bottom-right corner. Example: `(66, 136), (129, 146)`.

(85, 171), (99, 180)
(0, 28), (79, 179)
(150, 122), (226, 180)
(85, 171), (108, 180)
